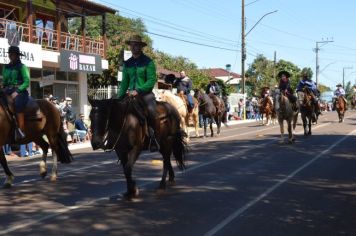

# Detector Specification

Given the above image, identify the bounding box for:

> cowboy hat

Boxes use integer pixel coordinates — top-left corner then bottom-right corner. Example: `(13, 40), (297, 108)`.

(277, 70), (291, 78)
(7, 46), (24, 56)
(125, 35), (147, 47)
(336, 83), (342, 87)
(65, 97), (72, 101)
(210, 78), (217, 82)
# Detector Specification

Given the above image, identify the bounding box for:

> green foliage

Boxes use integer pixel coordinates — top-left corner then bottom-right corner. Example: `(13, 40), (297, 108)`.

(68, 13), (149, 88)
(318, 83), (331, 94)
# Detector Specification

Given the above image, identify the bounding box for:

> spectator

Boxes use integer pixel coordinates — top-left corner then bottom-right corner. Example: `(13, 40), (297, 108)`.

(20, 143), (33, 157)
(63, 97), (75, 123)
(74, 113), (88, 142)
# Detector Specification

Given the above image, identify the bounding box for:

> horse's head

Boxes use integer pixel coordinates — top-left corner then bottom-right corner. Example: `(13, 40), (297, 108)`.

(89, 98), (112, 150)
(194, 89), (205, 102)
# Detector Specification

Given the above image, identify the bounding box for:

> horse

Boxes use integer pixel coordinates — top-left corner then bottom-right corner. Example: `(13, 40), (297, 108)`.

(0, 94), (73, 188)
(297, 87), (314, 136)
(194, 90), (227, 138)
(259, 96), (276, 126)
(335, 96), (346, 123)
(89, 97), (187, 199)
(157, 90), (199, 140)
(351, 94), (356, 110)
(274, 89), (299, 144)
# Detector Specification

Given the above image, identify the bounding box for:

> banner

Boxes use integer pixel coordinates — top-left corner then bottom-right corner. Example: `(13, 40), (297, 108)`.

(0, 38), (43, 68)
(59, 49), (102, 74)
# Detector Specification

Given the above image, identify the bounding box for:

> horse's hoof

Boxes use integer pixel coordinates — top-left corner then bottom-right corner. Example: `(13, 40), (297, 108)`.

(50, 175), (57, 182)
(123, 188), (139, 200)
(3, 183), (12, 189)
(288, 140), (293, 144)
(167, 179), (176, 186)
(40, 171), (47, 179)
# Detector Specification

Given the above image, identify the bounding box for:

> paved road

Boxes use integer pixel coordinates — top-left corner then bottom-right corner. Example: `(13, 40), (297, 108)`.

(0, 111), (355, 236)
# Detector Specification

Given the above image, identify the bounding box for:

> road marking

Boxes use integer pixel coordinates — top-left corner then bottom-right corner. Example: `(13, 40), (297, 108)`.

(0, 115), (356, 235)
(203, 127), (356, 236)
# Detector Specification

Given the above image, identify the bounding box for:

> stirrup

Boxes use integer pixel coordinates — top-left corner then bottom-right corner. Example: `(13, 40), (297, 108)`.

(149, 138), (160, 152)
(15, 128), (25, 141)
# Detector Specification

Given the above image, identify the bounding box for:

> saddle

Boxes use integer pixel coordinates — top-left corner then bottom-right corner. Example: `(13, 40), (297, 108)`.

(208, 94), (224, 113)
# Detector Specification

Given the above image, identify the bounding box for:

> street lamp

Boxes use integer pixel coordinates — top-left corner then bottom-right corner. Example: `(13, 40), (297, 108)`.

(226, 64), (231, 85)
(241, 1), (277, 119)
(343, 66), (353, 88)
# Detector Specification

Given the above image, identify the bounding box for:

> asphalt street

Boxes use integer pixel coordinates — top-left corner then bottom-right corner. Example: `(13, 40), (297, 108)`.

(0, 111), (355, 236)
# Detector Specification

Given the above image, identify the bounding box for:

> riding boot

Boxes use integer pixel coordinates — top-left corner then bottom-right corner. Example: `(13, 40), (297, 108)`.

(148, 127), (160, 152)
(15, 113), (26, 141)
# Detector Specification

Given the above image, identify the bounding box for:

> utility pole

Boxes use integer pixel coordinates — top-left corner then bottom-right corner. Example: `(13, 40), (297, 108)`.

(241, 0), (246, 119)
(343, 66), (353, 88)
(315, 39), (333, 87)
(240, 0), (276, 120)
(273, 51), (277, 81)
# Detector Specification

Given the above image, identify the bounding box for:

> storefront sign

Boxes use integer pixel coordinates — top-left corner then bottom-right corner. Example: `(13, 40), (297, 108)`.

(60, 50), (102, 74)
(0, 38), (43, 68)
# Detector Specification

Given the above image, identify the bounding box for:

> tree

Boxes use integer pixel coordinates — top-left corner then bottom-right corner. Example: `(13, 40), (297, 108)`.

(69, 14), (149, 88)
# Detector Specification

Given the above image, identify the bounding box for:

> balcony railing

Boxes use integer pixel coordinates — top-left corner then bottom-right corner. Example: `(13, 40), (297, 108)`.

(0, 18), (105, 57)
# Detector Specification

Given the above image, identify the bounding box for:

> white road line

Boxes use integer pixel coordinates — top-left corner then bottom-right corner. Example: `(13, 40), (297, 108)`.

(203, 127), (356, 236)
(0, 118), (339, 235)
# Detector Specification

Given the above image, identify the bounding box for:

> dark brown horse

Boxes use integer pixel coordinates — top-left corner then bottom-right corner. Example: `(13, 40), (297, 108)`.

(89, 97), (187, 199)
(297, 87), (314, 135)
(194, 90), (227, 138)
(0, 94), (73, 188)
(335, 96), (347, 122)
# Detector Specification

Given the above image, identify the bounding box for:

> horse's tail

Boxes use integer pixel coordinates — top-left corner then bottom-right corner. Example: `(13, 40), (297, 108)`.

(172, 128), (187, 170)
(56, 120), (73, 164)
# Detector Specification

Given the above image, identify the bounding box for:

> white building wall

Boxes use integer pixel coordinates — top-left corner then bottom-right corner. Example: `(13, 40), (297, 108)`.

(78, 72), (89, 118)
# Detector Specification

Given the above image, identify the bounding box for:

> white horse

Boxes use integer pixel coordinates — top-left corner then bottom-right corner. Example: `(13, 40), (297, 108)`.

(157, 90), (199, 141)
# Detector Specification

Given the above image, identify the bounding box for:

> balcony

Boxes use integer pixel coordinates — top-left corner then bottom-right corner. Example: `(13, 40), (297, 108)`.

(0, 18), (105, 58)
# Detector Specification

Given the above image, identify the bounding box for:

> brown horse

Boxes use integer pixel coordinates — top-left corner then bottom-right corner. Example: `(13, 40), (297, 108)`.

(298, 87), (314, 135)
(194, 90), (227, 138)
(89, 97), (187, 199)
(259, 96), (276, 126)
(351, 94), (356, 110)
(335, 96), (347, 122)
(0, 94), (73, 188)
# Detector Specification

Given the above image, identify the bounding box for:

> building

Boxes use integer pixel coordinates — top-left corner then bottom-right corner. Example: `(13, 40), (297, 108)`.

(203, 68), (241, 93)
(0, 0), (116, 117)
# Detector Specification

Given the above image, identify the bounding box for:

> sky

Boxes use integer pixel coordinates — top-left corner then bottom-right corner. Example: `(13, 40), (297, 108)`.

(94, 0), (356, 89)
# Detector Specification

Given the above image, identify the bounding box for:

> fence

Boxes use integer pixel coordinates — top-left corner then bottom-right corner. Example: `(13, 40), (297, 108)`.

(88, 86), (118, 100)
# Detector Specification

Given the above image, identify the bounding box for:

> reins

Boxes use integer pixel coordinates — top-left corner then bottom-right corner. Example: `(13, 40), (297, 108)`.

(103, 97), (131, 152)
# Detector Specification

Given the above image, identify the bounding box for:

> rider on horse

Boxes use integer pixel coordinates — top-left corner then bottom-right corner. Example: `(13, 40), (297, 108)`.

(206, 78), (221, 96)
(174, 71), (194, 112)
(2, 46), (30, 141)
(118, 35), (159, 152)
(277, 70), (297, 109)
(333, 84), (347, 110)
(296, 68), (321, 116)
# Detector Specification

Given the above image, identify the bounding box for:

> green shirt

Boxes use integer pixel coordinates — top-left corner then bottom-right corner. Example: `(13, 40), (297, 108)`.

(2, 62), (30, 92)
(118, 53), (157, 98)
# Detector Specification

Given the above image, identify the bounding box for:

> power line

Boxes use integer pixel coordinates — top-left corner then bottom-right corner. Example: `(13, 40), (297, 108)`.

(146, 31), (240, 52)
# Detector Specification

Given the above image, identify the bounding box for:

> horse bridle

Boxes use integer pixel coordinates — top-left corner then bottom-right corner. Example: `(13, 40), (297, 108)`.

(102, 97), (131, 152)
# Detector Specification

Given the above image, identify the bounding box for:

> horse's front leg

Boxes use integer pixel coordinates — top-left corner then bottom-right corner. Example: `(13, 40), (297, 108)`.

(210, 117), (214, 137)
(308, 116), (312, 135)
(279, 119), (285, 144)
(121, 147), (140, 200)
(203, 117), (207, 138)
(216, 115), (221, 136)
(193, 113), (200, 137)
(288, 121), (294, 144)
(0, 150), (14, 188)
